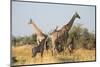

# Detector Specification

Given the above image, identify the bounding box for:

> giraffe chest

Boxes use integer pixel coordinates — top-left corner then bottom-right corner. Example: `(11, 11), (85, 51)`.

(50, 33), (58, 41)
(37, 35), (45, 42)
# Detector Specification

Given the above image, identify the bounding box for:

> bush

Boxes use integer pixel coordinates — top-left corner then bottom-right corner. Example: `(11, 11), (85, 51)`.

(68, 24), (95, 49)
(12, 34), (37, 46)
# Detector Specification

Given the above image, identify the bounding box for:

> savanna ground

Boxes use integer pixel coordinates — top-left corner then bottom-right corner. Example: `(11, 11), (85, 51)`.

(12, 44), (96, 66)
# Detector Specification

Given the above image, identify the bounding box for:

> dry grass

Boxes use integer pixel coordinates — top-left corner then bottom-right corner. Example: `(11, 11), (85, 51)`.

(12, 45), (96, 66)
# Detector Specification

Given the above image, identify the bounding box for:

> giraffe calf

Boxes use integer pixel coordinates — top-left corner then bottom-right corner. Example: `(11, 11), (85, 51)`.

(32, 37), (48, 57)
(32, 39), (45, 57)
(32, 46), (43, 57)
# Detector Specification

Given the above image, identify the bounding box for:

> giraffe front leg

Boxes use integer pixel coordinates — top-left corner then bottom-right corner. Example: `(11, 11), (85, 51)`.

(51, 47), (54, 56)
(51, 45), (56, 56)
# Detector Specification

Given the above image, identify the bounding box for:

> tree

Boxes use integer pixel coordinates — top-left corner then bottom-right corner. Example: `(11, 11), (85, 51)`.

(12, 36), (16, 46)
(30, 34), (37, 44)
(80, 28), (89, 49)
(68, 24), (83, 49)
(87, 32), (96, 49)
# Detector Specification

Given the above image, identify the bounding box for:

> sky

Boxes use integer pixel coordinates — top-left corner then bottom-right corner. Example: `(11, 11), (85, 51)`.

(12, 1), (96, 37)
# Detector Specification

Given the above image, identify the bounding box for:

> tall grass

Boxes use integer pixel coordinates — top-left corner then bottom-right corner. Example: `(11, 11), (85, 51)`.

(12, 45), (95, 65)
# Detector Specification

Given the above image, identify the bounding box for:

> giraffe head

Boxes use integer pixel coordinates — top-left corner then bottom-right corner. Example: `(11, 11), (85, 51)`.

(74, 12), (80, 19)
(28, 18), (33, 24)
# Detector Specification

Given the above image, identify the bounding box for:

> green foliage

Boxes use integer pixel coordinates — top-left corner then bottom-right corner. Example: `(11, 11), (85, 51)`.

(68, 24), (95, 49)
(12, 34), (37, 46)
(30, 34), (37, 44)
(12, 36), (16, 46)
(12, 24), (96, 50)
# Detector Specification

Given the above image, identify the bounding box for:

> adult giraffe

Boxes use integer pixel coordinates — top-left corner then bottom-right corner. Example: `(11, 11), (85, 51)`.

(50, 12), (80, 55)
(28, 19), (50, 57)
(28, 19), (47, 45)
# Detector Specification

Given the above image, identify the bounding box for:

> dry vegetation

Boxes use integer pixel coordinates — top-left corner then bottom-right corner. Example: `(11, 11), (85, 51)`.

(11, 24), (96, 66)
(12, 44), (95, 66)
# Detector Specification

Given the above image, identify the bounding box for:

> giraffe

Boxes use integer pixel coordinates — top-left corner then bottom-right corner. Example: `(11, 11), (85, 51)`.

(28, 19), (50, 57)
(50, 12), (80, 55)
(32, 38), (48, 57)
(28, 19), (47, 45)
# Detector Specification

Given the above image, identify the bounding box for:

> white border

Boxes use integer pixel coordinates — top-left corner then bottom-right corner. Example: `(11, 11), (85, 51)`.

(0, 0), (100, 67)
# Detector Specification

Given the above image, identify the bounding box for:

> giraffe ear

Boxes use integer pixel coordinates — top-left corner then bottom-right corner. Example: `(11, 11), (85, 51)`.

(28, 18), (32, 24)
(55, 26), (58, 30)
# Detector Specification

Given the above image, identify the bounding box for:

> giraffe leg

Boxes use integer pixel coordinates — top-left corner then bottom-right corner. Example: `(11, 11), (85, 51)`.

(52, 48), (54, 56)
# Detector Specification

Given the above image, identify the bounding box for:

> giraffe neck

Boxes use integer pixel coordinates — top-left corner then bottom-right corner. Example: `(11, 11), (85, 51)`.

(65, 15), (76, 31)
(31, 22), (44, 36)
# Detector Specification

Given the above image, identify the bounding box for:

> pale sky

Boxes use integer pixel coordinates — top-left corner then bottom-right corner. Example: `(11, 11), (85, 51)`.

(12, 1), (96, 36)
